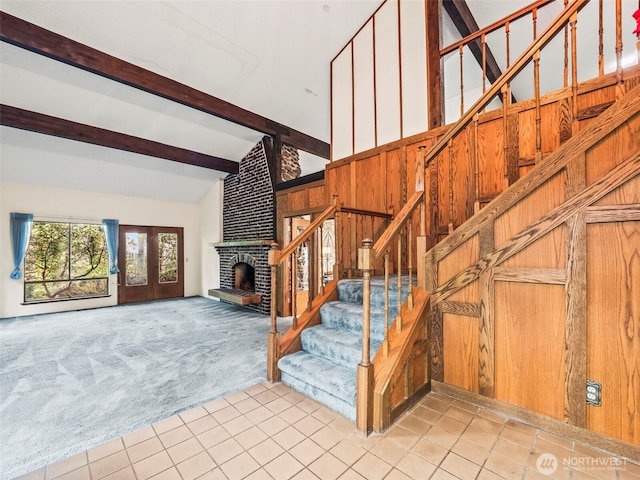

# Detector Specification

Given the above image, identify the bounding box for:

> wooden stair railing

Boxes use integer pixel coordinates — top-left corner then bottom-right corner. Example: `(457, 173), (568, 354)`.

(267, 197), (393, 382)
(357, 183), (431, 433)
(426, 0), (591, 178)
(423, 83), (639, 448)
(267, 200), (337, 381)
(353, 0), (609, 435)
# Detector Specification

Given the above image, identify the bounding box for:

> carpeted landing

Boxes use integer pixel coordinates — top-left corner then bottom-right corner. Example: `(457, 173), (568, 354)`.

(0, 296), (291, 479)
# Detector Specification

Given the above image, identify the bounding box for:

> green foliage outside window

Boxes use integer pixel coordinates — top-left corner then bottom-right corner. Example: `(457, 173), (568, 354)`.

(158, 232), (178, 283)
(24, 222), (109, 302)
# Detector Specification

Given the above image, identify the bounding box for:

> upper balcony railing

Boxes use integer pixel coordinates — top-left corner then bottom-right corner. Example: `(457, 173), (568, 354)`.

(330, 0), (639, 160)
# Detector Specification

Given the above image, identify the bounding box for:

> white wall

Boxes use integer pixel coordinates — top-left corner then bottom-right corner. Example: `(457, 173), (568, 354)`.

(0, 182), (221, 318)
(199, 180), (224, 296)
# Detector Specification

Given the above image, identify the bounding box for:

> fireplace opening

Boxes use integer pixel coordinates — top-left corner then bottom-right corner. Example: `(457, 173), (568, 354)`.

(234, 262), (255, 292)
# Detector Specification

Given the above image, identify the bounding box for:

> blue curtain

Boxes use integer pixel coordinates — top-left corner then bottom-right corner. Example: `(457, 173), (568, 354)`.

(10, 212), (33, 279)
(102, 219), (120, 274)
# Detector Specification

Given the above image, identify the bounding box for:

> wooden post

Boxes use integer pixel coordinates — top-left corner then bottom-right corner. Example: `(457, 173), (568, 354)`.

(267, 242), (281, 382)
(614, 0), (624, 99)
(533, 49), (542, 164)
(291, 249), (298, 329)
(417, 147), (427, 290)
(333, 194), (343, 281)
(356, 239), (374, 435)
(396, 232), (403, 331)
(382, 250), (390, 358)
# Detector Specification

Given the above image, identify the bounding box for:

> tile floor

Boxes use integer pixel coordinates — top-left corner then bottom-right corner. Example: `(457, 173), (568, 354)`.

(17, 382), (640, 480)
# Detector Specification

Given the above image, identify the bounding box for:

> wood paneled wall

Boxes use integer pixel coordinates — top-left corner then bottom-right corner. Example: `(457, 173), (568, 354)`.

(327, 66), (640, 257)
(328, 69), (640, 448)
(275, 180), (326, 316)
(427, 84), (640, 448)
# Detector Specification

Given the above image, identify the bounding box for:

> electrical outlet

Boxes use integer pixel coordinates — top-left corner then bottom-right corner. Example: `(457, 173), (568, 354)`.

(586, 379), (602, 406)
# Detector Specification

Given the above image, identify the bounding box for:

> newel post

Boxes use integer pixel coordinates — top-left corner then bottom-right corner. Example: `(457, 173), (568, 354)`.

(267, 242), (281, 382)
(356, 239), (374, 435)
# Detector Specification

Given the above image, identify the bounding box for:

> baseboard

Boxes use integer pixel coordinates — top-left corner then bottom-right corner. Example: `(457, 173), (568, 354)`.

(431, 381), (640, 464)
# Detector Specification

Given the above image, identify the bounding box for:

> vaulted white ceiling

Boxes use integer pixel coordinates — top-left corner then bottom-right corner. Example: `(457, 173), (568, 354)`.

(0, 0), (381, 202)
(1, 0), (637, 203)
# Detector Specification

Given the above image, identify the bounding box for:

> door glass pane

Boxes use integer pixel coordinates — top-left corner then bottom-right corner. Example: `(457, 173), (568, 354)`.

(158, 232), (178, 284)
(125, 232), (147, 286)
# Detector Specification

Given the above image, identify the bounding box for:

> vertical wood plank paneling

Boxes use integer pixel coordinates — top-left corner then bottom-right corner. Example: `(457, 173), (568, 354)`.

(595, 175), (640, 208)
(495, 282), (566, 420)
(558, 95), (573, 145)
(518, 108), (537, 160)
(331, 47), (354, 161)
(506, 112), (520, 185)
(587, 220), (640, 445)
(564, 154), (587, 426)
(478, 223), (495, 397)
(431, 304), (444, 382)
(540, 103), (561, 154)
(353, 21), (376, 154)
(585, 112), (640, 185)
(494, 173), (566, 241)
(451, 129), (474, 227)
(429, 157), (439, 248)
(444, 313), (479, 392)
(438, 235), (479, 286)
(437, 150), (451, 230)
(356, 154), (386, 213)
(374, 0), (401, 146)
(477, 119), (505, 198)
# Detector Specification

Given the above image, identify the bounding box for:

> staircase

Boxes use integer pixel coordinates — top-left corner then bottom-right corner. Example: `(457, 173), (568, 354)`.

(277, 276), (411, 420)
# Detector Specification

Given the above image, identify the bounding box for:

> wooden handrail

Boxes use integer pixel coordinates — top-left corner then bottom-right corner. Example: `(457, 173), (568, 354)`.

(440, 0), (555, 55)
(339, 206), (393, 219)
(432, 81), (640, 264)
(277, 204), (337, 262)
(372, 191), (423, 259)
(425, 0), (590, 169)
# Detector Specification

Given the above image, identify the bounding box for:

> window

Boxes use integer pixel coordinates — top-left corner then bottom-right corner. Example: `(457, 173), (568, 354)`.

(24, 222), (109, 302)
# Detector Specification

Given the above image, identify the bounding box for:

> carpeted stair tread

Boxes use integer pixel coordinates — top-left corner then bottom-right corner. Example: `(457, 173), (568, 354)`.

(278, 351), (356, 407)
(337, 276), (414, 307)
(278, 275), (412, 422)
(300, 325), (383, 368)
(320, 301), (391, 340)
(280, 371), (356, 421)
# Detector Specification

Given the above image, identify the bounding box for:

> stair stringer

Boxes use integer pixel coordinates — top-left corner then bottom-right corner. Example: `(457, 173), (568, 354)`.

(420, 83), (640, 452)
(370, 287), (431, 432)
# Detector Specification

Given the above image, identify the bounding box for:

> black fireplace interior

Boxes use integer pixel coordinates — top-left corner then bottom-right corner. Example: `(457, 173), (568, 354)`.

(234, 262), (255, 292)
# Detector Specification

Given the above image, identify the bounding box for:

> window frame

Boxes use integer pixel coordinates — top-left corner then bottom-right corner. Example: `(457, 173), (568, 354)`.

(23, 220), (111, 304)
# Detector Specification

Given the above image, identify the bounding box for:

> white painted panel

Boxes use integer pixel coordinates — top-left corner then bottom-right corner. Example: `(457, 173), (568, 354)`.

(331, 47), (354, 160)
(374, 0), (401, 146)
(353, 20), (376, 154)
(400, 0), (428, 137)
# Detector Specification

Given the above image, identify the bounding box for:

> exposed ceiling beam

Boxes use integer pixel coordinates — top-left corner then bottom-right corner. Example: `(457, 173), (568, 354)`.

(0, 12), (330, 159)
(442, 0), (517, 103)
(0, 104), (240, 174)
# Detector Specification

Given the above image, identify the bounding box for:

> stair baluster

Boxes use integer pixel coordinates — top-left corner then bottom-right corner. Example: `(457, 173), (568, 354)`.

(396, 230), (403, 331)
(291, 248), (298, 328)
(382, 249), (390, 358)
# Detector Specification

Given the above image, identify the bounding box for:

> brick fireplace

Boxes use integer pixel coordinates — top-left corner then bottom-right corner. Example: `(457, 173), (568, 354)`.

(209, 136), (300, 315)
